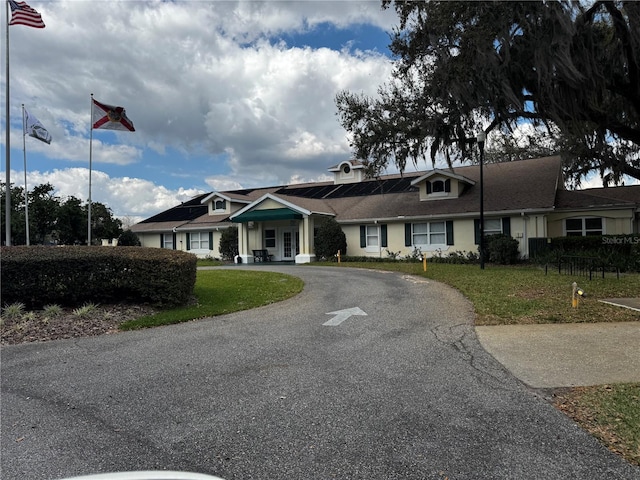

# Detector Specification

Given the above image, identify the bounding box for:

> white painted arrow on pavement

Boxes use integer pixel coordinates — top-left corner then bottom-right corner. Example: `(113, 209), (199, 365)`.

(323, 307), (367, 326)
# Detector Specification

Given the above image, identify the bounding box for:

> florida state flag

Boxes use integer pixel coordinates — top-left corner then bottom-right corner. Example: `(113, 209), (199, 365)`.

(92, 99), (135, 132)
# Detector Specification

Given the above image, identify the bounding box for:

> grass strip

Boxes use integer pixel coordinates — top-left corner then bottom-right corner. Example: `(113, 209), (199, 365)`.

(555, 384), (640, 466)
(120, 269), (303, 330)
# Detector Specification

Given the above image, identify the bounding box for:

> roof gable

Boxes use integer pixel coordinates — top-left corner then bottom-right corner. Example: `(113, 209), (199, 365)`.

(230, 193), (312, 220)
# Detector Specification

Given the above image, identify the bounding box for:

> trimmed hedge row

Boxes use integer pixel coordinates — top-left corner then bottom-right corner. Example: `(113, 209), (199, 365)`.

(532, 235), (640, 272)
(1, 246), (197, 308)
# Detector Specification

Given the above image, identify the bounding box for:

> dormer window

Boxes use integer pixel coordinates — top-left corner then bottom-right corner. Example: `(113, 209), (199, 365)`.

(426, 179), (451, 195)
(342, 164), (351, 174)
(214, 198), (226, 212)
(412, 169), (473, 201)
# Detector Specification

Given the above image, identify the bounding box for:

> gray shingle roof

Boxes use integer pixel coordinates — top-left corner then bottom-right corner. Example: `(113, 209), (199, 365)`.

(554, 184), (640, 211)
(134, 156), (573, 229)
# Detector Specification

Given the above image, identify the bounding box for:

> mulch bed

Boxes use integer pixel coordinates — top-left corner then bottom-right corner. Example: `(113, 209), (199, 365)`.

(1, 304), (157, 345)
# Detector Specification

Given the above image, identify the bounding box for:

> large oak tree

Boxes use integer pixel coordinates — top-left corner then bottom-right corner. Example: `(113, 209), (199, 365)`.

(336, 1), (640, 185)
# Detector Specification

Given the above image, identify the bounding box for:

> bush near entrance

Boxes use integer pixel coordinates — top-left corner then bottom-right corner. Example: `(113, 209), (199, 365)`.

(315, 219), (347, 260)
(219, 226), (239, 261)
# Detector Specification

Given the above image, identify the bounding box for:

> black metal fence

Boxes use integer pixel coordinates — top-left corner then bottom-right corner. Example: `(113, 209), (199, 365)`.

(552, 255), (620, 280)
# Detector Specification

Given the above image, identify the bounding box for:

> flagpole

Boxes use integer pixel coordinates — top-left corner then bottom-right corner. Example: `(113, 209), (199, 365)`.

(88, 93), (93, 246)
(21, 104), (29, 245)
(5, 0), (11, 246)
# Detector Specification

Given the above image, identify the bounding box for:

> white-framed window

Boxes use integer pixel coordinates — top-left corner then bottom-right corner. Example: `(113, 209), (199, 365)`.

(190, 232), (210, 250)
(366, 225), (379, 247)
(214, 198), (226, 212)
(427, 178), (451, 196)
(484, 218), (503, 236)
(264, 229), (276, 248)
(413, 222), (446, 245)
(361, 224), (387, 251)
(565, 217), (603, 236)
(475, 217), (510, 245)
(163, 234), (173, 249)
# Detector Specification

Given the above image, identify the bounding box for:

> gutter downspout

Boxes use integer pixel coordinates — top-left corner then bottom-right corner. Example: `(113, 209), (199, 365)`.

(521, 211), (528, 259)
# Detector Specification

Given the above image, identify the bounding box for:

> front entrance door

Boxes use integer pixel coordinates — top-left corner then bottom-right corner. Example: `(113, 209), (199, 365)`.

(282, 228), (299, 261)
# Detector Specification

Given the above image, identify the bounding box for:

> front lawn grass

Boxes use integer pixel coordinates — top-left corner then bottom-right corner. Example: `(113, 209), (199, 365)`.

(120, 269), (303, 330)
(555, 383), (640, 466)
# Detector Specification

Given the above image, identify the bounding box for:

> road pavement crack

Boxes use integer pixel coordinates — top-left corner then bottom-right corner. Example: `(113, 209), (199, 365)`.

(430, 323), (516, 389)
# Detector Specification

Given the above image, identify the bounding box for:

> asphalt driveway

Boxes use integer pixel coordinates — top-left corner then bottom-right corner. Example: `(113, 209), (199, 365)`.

(2, 266), (638, 480)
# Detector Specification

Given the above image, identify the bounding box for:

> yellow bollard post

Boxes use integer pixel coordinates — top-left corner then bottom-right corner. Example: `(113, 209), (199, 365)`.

(572, 282), (578, 308)
(423, 255), (427, 272)
(337, 249), (341, 264)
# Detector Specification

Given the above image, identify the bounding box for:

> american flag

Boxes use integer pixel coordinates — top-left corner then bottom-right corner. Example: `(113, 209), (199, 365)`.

(9, 0), (45, 28)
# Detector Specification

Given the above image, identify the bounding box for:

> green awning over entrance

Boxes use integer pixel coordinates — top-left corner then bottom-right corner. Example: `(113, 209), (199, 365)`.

(232, 207), (303, 222)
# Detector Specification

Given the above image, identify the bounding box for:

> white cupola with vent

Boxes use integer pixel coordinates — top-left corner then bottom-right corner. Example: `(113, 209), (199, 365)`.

(328, 160), (365, 184)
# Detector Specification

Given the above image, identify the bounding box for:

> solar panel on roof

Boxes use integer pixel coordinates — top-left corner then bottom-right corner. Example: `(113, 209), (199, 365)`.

(180, 193), (209, 206)
(227, 188), (256, 195)
(141, 205), (207, 223)
(274, 176), (418, 200)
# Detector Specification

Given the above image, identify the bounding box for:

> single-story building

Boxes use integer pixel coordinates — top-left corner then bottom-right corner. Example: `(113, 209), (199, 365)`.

(131, 156), (640, 263)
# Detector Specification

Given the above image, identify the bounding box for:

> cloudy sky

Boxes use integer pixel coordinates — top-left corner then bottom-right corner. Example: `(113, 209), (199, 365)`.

(3, 1), (634, 227)
(3, 0), (399, 224)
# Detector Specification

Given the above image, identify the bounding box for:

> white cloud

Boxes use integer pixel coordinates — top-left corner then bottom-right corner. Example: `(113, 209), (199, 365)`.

(204, 176), (246, 192)
(22, 167), (203, 221)
(4, 1), (396, 220)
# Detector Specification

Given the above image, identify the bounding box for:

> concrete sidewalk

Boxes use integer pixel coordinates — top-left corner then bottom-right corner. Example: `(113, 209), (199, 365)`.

(476, 321), (640, 389)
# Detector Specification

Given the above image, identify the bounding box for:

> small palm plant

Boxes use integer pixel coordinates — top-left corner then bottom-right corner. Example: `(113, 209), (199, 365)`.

(43, 304), (63, 318)
(2, 302), (26, 319)
(73, 303), (99, 318)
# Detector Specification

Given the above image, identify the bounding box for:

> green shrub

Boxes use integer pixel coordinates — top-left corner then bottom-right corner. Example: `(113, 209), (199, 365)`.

(531, 235), (640, 272)
(340, 255), (399, 263)
(315, 219), (347, 260)
(485, 233), (520, 264)
(430, 250), (479, 264)
(0, 246), (197, 308)
(118, 229), (141, 246)
(219, 227), (238, 261)
(404, 247), (423, 262)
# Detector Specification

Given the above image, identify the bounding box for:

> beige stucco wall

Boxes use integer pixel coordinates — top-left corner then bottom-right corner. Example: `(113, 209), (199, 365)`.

(135, 208), (637, 263)
(340, 216), (551, 260)
(137, 232), (160, 249)
(135, 230), (224, 259)
(341, 219), (482, 259)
